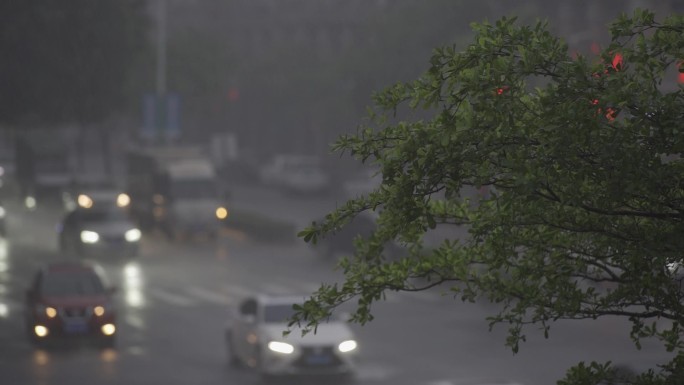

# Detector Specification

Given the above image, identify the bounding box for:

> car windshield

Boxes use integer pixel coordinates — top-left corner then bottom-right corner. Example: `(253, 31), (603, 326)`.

(263, 303), (297, 323)
(79, 208), (128, 222)
(40, 271), (105, 297)
(171, 179), (218, 199)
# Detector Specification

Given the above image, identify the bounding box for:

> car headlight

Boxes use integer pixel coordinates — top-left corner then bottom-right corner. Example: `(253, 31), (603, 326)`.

(125, 228), (142, 242)
(93, 305), (110, 317)
(338, 340), (357, 353)
(268, 341), (294, 354)
(25, 196), (36, 210)
(101, 323), (116, 336)
(34, 325), (49, 337)
(117, 193), (130, 208)
(45, 306), (58, 318)
(78, 194), (93, 209)
(36, 304), (58, 318)
(80, 230), (100, 244)
(215, 206), (228, 220)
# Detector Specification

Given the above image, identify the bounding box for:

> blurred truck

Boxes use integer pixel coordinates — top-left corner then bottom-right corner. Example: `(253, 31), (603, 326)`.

(15, 128), (78, 204)
(124, 145), (229, 240)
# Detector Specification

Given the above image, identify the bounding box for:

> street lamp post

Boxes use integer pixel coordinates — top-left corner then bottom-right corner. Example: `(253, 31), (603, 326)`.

(156, 0), (167, 97)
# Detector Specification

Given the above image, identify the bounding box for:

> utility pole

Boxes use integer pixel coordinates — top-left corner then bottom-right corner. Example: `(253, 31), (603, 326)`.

(156, 0), (167, 98)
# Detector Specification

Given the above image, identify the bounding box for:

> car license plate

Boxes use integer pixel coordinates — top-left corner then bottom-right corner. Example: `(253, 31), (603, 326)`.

(63, 320), (88, 334)
(305, 353), (332, 365)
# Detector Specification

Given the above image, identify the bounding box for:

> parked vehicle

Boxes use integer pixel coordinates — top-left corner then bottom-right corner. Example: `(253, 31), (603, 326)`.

(224, 294), (359, 380)
(24, 261), (117, 347)
(16, 128), (78, 202)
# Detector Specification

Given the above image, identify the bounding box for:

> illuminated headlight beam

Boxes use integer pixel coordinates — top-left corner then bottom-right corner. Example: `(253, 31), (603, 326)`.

(101, 323), (116, 336)
(125, 228), (142, 242)
(268, 341), (294, 354)
(117, 193), (131, 207)
(80, 230), (100, 244)
(34, 325), (49, 337)
(338, 340), (357, 353)
(215, 207), (228, 220)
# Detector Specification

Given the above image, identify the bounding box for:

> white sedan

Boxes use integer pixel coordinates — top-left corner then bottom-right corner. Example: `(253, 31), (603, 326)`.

(224, 294), (359, 380)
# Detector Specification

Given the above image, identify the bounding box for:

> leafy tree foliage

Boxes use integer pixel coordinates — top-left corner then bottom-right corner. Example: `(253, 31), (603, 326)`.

(294, 9), (684, 384)
(0, 0), (148, 127)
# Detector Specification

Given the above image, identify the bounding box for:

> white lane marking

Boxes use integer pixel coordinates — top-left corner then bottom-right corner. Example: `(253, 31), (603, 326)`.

(148, 288), (193, 307)
(186, 286), (233, 305)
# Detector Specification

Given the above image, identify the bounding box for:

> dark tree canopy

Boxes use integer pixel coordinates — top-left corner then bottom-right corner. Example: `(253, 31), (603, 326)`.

(0, 0), (148, 127)
(294, 9), (684, 385)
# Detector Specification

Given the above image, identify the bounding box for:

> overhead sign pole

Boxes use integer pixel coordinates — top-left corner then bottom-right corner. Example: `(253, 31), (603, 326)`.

(141, 0), (180, 142)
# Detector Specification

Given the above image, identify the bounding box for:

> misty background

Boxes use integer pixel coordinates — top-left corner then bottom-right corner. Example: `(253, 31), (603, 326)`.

(1, 0), (680, 188)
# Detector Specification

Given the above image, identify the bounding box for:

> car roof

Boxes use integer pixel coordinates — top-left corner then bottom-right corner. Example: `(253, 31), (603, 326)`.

(253, 293), (310, 307)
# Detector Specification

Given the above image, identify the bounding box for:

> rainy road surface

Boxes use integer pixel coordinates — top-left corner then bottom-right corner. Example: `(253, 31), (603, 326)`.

(0, 186), (675, 385)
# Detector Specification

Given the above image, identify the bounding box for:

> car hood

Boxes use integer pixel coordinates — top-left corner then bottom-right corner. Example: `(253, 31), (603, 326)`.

(260, 322), (355, 345)
(82, 221), (136, 235)
(173, 199), (221, 222)
(40, 295), (111, 308)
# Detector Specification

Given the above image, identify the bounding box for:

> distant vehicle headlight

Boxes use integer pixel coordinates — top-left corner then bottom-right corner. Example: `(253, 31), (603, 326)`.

(80, 230), (100, 244)
(45, 306), (58, 318)
(117, 193), (130, 208)
(338, 340), (358, 353)
(0, 206), (5, 218)
(25, 196), (36, 210)
(268, 341), (294, 354)
(36, 304), (58, 318)
(125, 228), (142, 242)
(215, 206), (228, 220)
(93, 305), (106, 317)
(78, 194), (93, 209)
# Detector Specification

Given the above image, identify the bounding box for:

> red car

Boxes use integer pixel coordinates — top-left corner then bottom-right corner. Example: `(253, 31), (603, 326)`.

(25, 261), (117, 347)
